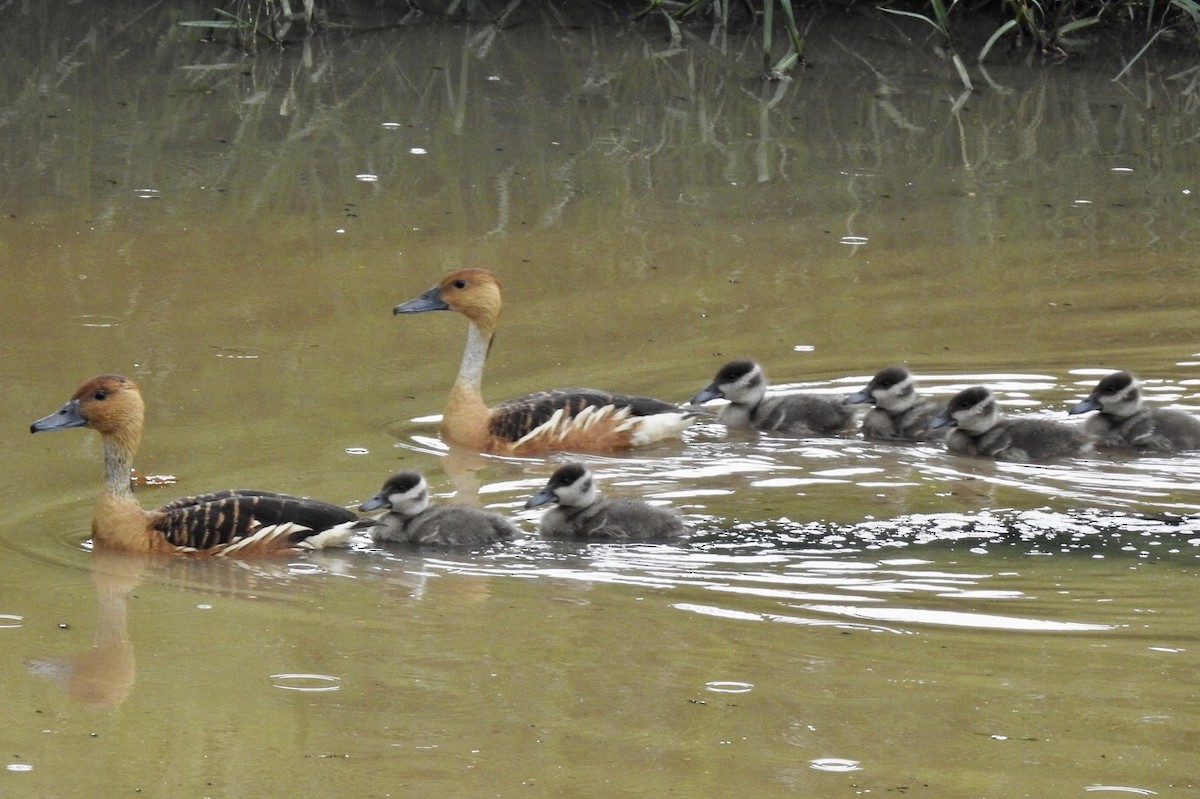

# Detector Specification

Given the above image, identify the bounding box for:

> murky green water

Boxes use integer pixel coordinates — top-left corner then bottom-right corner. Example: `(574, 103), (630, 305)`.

(3, 3), (1199, 796)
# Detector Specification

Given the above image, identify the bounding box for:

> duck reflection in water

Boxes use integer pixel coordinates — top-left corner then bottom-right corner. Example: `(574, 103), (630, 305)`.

(25, 550), (142, 710)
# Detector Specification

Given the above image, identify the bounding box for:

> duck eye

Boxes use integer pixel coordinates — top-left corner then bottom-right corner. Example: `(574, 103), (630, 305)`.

(93, 389), (108, 401)
(453, 279), (467, 289)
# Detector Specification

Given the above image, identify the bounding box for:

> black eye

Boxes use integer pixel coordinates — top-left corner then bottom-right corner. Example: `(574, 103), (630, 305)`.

(93, 389), (108, 400)
(453, 279), (467, 289)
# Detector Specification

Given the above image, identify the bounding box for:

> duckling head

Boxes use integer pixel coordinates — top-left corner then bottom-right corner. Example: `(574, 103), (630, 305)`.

(525, 463), (598, 510)
(360, 471), (431, 517)
(930, 386), (997, 433)
(394, 268), (503, 332)
(31, 374), (144, 454)
(691, 359), (767, 407)
(846, 365), (916, 411)
(1070, 371), (1141, 418)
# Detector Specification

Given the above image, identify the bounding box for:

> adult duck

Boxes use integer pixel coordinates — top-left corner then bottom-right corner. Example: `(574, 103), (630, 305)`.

(30, 374), (358, 556)
(394, 268), (694, 454)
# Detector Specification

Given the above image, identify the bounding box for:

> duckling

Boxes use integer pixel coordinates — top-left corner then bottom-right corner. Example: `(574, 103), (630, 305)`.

(358, 471), (519, 547)
(845, 365), (946, 442)
(523, 463), (685, 542)
(690, 359), (853, 436)
(30, 375), (358, 556)
(1069, 371), (1200, 452)
(393, 268), (694, 454)
(929, 386), (1092, 461)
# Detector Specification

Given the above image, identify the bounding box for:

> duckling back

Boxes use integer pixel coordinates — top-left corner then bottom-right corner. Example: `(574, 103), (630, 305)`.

(370, 505), (519, 548)
(1091, 408), (1200, 452)
(947, 418), (1092, 462)
(750, 394), (853, 436)
(539, 497), (684, 542)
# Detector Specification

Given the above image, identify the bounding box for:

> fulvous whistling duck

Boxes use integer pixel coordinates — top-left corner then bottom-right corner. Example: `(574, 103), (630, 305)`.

(845, 365), (947, 442)
(524, 463), (686, 541)
(393, 268), (695, 454)
(30, 375), (359, 556)
(930, 386), (1092, 461)
(358, 471), (519, 547)
(1069, 371), (1200, 452)
(690, 359), (853, 436)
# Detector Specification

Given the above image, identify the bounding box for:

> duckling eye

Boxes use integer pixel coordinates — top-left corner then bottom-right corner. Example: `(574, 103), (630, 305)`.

(453, 279), (467, 289)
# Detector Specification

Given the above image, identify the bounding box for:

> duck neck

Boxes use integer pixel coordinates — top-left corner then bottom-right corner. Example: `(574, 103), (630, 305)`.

(101, 432), (137, 501)
(447, 318), (492, 417)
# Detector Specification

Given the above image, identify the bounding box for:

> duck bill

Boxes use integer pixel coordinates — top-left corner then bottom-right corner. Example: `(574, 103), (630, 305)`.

(1068, 397), (1100, 416)
(358, 493), (388, 512)
(31, 399), (87, 434)
(524, 487), (556, 510)
(928, 411), (955, 430)
(844, 388), (872, 405)
(394, 285), (448, 315)
(689, 385), (724, 405)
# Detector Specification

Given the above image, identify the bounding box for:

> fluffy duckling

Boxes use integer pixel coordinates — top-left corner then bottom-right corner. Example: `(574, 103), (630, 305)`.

(1069, 371), (1200, 452)
(929, 386), (1091, 461)
(845, 366), (946, 442)
(524, 463), (685, 542)
(30, 375), (358, 556)
(690, 359), (853, 436)
(393, 268), (694, 454)
(358, 471), (519, 547)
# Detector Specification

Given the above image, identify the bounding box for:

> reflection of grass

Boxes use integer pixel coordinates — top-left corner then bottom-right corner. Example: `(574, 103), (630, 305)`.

(178, 1), (1200, 87)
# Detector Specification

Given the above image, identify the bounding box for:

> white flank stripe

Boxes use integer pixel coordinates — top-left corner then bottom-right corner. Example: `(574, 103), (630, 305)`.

(630, 412), (695, 445)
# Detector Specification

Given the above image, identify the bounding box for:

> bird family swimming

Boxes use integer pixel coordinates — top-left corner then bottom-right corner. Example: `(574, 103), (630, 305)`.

(690, 359), (853, 436)
(30, 374), (358, 556)
(358, 471), (519, 547)
(1069, 371), (1200, 452)
(524, 463), (685, 541)
(845, 365), (945, 442)
(394, 268), (694, 454)
(930, 386), (1092, 461)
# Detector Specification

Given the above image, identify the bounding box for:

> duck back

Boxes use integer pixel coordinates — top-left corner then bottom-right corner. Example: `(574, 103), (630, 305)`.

(371, 504), (518, 547)
(949, 418), (1091, 461)
(540, 497), (683, 542)
(749, 394), (853, 436)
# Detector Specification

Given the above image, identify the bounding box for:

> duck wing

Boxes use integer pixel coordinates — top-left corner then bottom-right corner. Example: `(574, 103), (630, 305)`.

(152, 490), (358, 553)
(489, 388), (682, 442)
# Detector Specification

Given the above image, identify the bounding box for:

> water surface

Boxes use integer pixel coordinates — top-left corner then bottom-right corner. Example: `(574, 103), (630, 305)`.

(3, 3), (1199, 796)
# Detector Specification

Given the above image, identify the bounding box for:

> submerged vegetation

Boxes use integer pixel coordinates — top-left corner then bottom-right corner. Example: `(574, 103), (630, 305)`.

(186, 0), (1200, 85)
